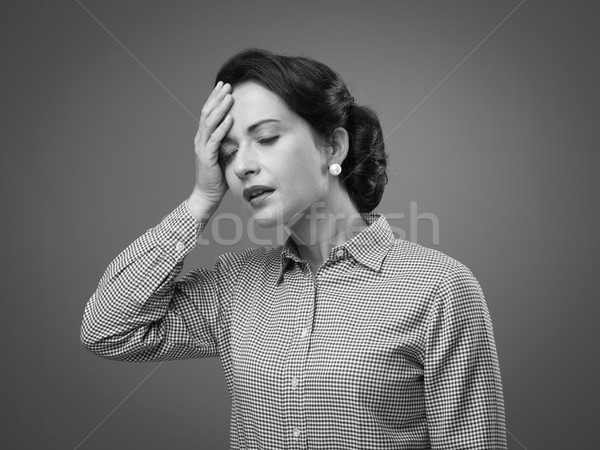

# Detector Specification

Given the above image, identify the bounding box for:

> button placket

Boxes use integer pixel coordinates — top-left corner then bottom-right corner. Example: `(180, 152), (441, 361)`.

(283, 265), (314, 448)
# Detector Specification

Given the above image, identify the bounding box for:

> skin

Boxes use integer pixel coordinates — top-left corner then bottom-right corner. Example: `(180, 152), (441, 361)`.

(188, 81), (367, 273)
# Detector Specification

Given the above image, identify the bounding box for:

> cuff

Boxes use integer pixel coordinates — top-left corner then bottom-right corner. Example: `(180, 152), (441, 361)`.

(151, 200), (209, 260)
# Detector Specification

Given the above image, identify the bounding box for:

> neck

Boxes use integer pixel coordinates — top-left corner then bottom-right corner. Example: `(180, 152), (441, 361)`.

(287, 194), (367, 274)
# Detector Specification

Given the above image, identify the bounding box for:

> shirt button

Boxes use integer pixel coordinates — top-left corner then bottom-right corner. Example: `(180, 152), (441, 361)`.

(175, 241), (185, 252)
(293, 428), (301, 438)
(300, 328), (309, 338)
(336, 249), (344, 258)
(291, 377), (298, 389)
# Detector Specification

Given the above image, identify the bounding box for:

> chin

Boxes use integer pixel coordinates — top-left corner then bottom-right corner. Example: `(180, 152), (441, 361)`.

(244, 199), (307, 230)
(251, 217), (279, 229)
(245, 206), (284, 229)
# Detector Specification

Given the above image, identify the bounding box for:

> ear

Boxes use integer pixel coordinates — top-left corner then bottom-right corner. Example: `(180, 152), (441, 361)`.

(329, 127), (350, 164)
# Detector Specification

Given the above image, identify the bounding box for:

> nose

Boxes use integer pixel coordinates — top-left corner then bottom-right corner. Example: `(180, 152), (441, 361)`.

(233, 147), (261, 179)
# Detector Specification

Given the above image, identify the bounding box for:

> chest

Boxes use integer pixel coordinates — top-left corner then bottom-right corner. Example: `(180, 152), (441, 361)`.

(229, 264), (432, 402)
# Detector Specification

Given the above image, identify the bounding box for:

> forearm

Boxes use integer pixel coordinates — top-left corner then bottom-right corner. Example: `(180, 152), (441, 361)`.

(80, 201), (208, 361)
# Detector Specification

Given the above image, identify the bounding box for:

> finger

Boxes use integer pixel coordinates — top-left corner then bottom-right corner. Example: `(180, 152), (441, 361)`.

(205, 93), (233, 130)
(200, 82), (231, 123)
(202, 81), (227, 115)
(198, 81), (222, 122)
(196, 84), (231, 143)
(204, 81), (224, 109)
(198, 93), (234, 145)
(205, 115), (233, 162)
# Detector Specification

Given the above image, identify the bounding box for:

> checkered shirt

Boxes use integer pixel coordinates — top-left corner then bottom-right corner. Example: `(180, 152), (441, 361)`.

(81, 201), (506, 449)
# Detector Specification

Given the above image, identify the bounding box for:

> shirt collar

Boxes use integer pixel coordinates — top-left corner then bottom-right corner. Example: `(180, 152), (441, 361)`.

(277, 213), (395, 280)
(345, 213), (395, 271)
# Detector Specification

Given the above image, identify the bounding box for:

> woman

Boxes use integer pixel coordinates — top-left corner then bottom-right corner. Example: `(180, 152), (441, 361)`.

(81, 48), (506, 449)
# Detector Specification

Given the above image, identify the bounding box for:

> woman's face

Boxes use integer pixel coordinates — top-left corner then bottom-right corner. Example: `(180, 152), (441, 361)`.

(221, 82), (330, 228)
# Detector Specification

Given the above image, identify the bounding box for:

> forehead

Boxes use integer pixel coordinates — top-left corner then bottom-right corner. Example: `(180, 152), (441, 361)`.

(228, 82), (296, 130)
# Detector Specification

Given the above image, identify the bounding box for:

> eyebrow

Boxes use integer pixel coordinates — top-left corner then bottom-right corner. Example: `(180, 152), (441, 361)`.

(222, 119), (280, 145)
(248, 118), (280, 133)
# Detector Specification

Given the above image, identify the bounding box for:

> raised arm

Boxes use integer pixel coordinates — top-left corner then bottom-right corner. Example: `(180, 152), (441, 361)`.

(80, 201), (247, 361)
(81, 81), (237, 362)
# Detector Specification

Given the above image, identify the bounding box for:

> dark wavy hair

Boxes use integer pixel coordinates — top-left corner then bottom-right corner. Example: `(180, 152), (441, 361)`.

(216, 48), (387, 213)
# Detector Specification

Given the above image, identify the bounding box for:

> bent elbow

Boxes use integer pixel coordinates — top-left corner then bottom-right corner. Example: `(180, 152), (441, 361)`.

(80, 324), (108, 357)
(80, 321), (124, 360)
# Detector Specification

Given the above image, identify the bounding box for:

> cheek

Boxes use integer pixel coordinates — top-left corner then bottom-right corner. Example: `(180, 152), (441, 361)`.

(287, 161), (327, 199)
(224, 169), (240, 194)
(301, 152), (328, 184)
(292, 143), (326, 177)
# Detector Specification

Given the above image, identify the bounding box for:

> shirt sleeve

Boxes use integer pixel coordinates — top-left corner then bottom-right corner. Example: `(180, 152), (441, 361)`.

(80, 201), (243, 362)
(424, 264), (507, 449)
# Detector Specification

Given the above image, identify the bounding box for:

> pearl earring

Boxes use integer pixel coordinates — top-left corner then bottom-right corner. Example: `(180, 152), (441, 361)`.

(329, 163), (342, 176)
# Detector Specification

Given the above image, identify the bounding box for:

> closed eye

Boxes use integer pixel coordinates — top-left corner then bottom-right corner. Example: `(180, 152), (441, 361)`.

(258, 136), (279, 145)
(219, 146), (237, 165)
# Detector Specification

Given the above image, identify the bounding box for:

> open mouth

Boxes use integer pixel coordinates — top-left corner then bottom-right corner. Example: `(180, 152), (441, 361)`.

(243, 185), (275, 204)
(249, 190), (273, 201)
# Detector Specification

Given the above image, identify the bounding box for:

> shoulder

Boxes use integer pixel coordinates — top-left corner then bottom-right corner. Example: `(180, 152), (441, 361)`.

(384, 239), (481, 293)
(387, 239), (469, 276)
(398, 241), (487, 308)
(385, 241), (490, 328)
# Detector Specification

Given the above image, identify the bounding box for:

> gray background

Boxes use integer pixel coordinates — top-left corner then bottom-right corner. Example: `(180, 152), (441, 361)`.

(1, 1), (598, 449)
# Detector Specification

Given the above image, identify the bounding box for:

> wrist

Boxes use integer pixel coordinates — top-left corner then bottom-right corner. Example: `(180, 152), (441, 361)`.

(187, 189), (219, 222)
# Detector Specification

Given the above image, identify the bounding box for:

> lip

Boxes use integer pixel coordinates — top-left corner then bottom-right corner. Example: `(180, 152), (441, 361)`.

(248, 190), (274, 207)
(242, 185), (276, 203)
